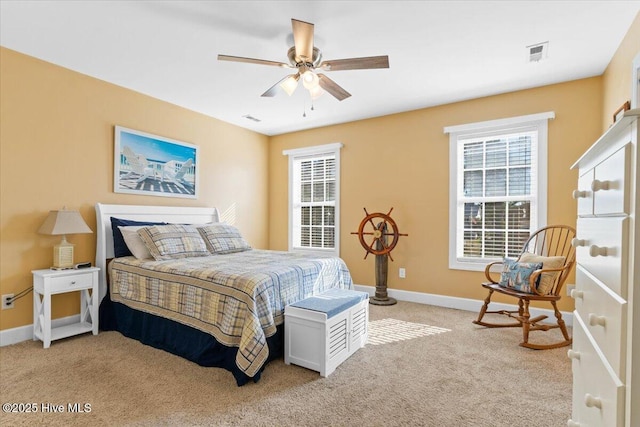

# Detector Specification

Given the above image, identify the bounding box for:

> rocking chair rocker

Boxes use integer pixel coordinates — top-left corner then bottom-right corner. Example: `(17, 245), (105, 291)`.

(473, 225), (576, 350)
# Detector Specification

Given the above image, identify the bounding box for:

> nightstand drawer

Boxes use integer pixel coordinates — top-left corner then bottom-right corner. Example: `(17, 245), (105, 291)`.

(573, 265), (627, 377)
(575, 217), (629, 297)
(47, 272), (94, 293)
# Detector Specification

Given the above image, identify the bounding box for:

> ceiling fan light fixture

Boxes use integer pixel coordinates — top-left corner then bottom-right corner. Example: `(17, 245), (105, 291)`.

(218, 18), (389, 103)
(280, 74), (299, 96)
(309, 85), (324, 100)
(302, 70), (319, 90)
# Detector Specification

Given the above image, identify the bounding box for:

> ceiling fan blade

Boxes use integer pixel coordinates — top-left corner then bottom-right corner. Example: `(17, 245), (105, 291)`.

(217, 54), (291, 68)
(319, 55), (390, 71)
(317, 74), (351, 101)
(261, 74), (299, 97)
(291, 18), (314, 62)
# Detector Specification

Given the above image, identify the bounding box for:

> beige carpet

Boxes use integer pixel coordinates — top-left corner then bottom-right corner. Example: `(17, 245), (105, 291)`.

(0, 302), (572, 426)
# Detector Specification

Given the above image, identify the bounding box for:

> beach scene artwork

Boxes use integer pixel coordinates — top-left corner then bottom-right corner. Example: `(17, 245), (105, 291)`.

(114, 126), (198, 199)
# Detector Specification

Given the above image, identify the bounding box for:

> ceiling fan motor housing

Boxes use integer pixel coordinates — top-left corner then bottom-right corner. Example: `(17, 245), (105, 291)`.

(288, 46), (322, 69)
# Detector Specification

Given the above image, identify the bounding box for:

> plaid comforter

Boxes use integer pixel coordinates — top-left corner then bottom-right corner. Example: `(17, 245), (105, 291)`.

(109, 249), (352, 377)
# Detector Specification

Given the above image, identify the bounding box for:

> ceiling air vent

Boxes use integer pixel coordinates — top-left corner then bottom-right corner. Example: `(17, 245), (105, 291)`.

(527, 41), (548, 63)
(242, 114), (261, 122)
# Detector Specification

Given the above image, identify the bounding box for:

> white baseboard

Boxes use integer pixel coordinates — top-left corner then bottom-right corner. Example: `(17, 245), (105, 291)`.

(353, 284), (573, 327)
(0, 314), (80, 347)
(1, 287), (573, 347)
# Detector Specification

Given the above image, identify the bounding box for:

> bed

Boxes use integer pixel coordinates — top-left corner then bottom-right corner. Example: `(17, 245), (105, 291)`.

(95, 203), (353, 385)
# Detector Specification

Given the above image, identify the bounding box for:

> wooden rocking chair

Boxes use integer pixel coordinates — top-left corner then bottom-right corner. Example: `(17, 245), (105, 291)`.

(473, 225), (576, 349)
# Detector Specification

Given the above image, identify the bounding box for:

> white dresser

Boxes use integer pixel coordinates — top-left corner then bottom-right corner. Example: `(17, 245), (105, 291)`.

(568, 109), (639, 427)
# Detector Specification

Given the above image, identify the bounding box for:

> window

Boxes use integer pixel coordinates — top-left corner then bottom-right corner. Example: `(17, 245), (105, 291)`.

(283, 143), (342, 255)
(444, 112), (554, 271)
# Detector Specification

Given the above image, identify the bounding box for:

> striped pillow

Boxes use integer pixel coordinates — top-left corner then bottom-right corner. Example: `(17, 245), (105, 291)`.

(137, 224), (209, 260)
(197, 223), (251, 254)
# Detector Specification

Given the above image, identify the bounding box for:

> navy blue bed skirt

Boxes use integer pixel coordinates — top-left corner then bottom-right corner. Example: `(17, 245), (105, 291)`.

(99, 294), (284, 386)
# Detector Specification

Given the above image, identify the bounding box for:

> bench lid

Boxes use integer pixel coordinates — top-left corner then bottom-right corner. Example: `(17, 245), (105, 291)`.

(290, 289), (368, 319)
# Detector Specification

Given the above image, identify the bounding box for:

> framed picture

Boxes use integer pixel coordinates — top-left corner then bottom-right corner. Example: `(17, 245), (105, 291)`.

(613, 101), (631, 124)
(114, 126), (198, 199)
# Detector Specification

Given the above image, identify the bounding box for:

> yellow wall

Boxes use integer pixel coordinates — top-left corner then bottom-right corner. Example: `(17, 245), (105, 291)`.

(0, 48), (270, 330)
(268, 78), (603, 312)
(268, 13), (640, 313)
(2, 13), (638, 333)
(602, 12), (640, 131)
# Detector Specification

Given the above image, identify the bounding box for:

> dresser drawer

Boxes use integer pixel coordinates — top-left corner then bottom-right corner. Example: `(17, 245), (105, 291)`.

(572, 265), (627, 377)
(568, 316), (624, 427)
(592, 144), (630, 216)
(47, 272), (94, 294)
(574, 217), (629, 297)
(574, 169), (594, 216)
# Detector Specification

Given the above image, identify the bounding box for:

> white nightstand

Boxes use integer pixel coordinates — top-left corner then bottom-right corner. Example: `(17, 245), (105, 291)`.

(32, 267), (100, 348)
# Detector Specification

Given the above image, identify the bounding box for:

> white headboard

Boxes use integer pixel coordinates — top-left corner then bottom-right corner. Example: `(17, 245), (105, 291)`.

(95, 203), (220, 301)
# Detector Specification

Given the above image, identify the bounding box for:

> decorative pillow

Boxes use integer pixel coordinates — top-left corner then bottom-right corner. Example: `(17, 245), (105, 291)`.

(197, 223), (251, 254)
(519, 252), (566, 294)
(110, 217), (166, 257)
(118, 226), (153, 260)
(498, 258), (543, 294)
(137, 224), (210, 260)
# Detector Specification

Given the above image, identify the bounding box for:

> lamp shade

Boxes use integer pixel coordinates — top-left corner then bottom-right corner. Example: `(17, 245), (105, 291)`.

(38, 209), (92, 236)
(38, 209), (92, 269)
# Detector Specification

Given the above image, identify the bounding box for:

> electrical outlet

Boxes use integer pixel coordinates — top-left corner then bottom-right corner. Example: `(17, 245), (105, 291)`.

(2, 294), (15, 310)
(399, 268), (406, 279)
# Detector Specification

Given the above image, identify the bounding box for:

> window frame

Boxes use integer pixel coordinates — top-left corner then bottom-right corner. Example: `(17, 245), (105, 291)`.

(283, 142), (343, 256)
(444, 112), (554, 271)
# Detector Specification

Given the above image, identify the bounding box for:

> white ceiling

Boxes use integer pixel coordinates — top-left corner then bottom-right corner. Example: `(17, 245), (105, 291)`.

(2, 1), (639, 136)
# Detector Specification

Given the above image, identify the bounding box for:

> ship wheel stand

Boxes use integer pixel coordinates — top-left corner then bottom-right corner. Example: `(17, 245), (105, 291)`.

(351, 208), (408, 306)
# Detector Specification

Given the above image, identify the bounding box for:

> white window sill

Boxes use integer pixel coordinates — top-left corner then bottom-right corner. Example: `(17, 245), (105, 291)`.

(449, 258), (501, 272)
(291, 247), (339, 257)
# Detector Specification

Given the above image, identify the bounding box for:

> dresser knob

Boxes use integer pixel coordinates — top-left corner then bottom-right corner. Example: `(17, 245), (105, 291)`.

(591, 179), (610, 191)
(567, 349), (581, 360)
(584, 393), (602, 409)
(589, 313), (606, 327)
(70, 281), (76, 285)
(570, 289), (584, 299)
(567, 420), (581, 427)
(572, 190), (587, 199)
(571, 238), (586, 248)
(589, 245), (608, 257)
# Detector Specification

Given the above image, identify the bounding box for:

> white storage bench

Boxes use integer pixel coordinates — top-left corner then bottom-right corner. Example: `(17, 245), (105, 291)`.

(284, 288), (369, 377)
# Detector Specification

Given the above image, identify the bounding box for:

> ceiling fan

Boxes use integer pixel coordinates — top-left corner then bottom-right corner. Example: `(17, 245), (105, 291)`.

(217, 18), (389, 101)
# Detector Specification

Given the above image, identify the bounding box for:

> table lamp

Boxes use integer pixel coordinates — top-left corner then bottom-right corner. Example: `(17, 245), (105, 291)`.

(38, 207), (92, 269)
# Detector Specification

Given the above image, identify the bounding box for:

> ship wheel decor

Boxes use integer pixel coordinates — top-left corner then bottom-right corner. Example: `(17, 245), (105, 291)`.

(351, 207), (408, 306)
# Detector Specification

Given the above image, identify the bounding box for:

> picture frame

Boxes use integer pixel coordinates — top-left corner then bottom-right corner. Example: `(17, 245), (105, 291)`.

(613, 101), (631, 123)
(114, 126), (198, 199)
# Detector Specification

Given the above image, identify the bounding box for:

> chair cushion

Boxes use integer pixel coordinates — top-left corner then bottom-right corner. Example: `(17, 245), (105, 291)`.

(498, 258), (542, 294)
(519, 252), (566, 294)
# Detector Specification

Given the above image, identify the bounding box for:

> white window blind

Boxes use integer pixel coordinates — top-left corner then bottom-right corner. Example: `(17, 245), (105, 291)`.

(284, 143), (342, 255)
(445, 112), (553, 271)
(458, 129), (537, 260)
